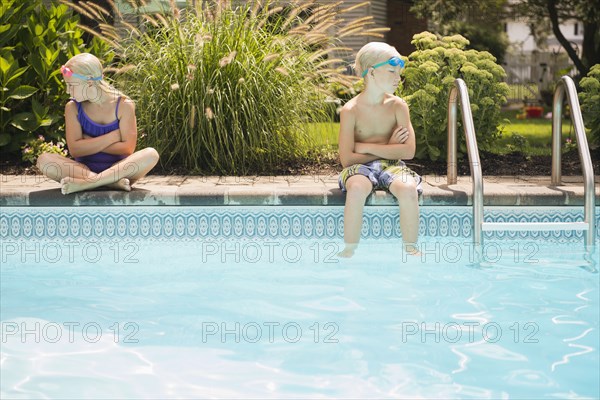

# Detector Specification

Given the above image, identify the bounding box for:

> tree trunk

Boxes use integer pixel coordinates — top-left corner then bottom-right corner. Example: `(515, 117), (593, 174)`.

(546, 0), (588, 77)
(582, 21), (600, 75)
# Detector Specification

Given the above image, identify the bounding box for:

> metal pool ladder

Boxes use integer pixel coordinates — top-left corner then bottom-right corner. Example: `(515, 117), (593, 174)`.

(446, 76), (596, 249)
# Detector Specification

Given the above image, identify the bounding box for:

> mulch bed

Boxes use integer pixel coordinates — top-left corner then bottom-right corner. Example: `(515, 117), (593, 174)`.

(267, 147), (600, 177)
(407, 148), (600, 177)
(2, 147), (598, 178)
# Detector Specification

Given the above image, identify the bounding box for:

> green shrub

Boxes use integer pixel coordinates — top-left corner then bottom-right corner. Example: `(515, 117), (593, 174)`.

(73, 0), (382, 175)
(0, 0), (104, 158)
(579, 64), (600, 145)
(502, 132), (529, 153)
(401, 32), (509, 161)
(21, 134), (68, 164)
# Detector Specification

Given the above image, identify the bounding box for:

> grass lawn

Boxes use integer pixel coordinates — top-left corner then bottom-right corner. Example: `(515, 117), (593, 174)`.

(495, 109), (576, 156)
(306, 110), (588, 157)
(305, 122), (339, 148)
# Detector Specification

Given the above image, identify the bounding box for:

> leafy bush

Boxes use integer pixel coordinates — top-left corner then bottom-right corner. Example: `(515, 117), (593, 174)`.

(401, 32), (509, 161)
(71, 0), (383, 174)
(409, 1), (509, 64)
(0, 0), (104, 158)
(446, 21), (509, 64)
(21, 135), (68, 164)
(579, 64), (600, 145)
(505, 133), (528, 153)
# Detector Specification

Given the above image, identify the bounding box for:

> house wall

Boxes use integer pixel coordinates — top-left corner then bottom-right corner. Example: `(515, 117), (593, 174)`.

(387, 0), (428, 57)
(60, 0), (428, 70)
(506, 19), (584, 53)
(329, 0), (388, 65)
(335, 0), (428, 63)
(504, 17), (583, 97)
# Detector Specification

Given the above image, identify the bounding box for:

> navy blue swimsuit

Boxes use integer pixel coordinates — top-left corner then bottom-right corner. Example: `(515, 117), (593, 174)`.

(73, 98), (126, 173)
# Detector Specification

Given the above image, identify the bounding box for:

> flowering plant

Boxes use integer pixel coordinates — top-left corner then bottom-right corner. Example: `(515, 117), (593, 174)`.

(401, 32), (509, 161)
(21, 135), (68, 164)
(564, 137), (577, 152)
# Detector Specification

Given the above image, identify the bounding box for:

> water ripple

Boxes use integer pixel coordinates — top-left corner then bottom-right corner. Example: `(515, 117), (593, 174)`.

(506, 369), (556, 388)
(551, 343), (596, 372)
(301, 296), (365, 312)
(551, 315), (587, 325)
(564, 328), (595, 342)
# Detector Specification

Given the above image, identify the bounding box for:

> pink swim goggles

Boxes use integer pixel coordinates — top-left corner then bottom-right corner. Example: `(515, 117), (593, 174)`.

(60, 65), (102, 81)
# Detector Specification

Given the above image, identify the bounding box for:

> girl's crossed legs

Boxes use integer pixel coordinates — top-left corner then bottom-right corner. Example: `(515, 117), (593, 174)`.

(37, 148), (159, 194)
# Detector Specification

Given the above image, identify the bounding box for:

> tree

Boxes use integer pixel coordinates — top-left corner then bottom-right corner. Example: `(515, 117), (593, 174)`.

(410, 0), (509, 62)
(512, 0), (600, 78)
(412, 0), (600, 78)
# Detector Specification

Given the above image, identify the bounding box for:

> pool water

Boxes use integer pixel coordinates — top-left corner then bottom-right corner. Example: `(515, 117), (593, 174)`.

(1, 207), (599, 399)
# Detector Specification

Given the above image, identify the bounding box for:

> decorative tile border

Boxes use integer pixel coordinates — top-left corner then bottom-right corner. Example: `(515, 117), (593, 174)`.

(1, 206), (598, 243)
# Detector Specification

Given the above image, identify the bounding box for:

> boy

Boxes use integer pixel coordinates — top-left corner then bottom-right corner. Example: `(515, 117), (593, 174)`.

(338, 42), (422, 257)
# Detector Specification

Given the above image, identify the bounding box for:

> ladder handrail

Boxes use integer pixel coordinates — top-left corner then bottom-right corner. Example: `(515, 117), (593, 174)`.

(447, 76), (595, 250)
(447, 78), (484, 245)
(551, 75), (596, 247)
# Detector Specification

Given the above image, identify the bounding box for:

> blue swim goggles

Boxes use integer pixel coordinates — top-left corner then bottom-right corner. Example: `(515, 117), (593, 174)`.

(61, 65), (102, 81)
(361, 56), (405, 77)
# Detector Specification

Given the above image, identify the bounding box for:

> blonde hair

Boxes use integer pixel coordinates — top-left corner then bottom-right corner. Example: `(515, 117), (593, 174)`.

(354, 42), (401, 78)
(65, 53), (128, 99)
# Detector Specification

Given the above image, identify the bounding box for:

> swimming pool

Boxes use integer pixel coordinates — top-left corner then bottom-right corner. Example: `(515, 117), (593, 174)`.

(1, 206), (599, 398)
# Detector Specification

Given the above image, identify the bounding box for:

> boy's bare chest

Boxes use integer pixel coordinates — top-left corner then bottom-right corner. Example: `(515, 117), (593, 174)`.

(354, 107), (397, 142)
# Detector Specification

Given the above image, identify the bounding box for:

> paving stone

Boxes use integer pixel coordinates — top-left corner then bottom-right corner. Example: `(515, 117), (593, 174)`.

(177, 187), (227, 206)
(0, 174), (597, 207)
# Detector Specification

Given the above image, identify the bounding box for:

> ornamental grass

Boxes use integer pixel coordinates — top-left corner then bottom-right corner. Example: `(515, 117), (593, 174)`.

(63, 0), (386, 174)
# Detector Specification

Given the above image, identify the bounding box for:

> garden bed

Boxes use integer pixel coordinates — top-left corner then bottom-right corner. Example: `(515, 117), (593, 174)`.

(3, 147), (597, 178)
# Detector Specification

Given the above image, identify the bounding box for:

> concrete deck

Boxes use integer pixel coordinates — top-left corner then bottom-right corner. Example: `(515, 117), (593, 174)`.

(1, 174), (598, 207)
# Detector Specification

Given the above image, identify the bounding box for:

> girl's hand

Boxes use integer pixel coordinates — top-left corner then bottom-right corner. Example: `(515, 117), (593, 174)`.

(104, 129), (122, 145)
(389, 126), (409, 144)
(111, 129), (123, 142)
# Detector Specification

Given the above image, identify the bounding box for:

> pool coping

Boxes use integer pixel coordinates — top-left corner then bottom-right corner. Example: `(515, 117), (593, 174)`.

(1, 174), (598, 207)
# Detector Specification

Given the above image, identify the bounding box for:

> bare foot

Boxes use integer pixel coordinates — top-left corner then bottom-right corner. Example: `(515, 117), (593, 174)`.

(403, 243), (421, 256)
(106, 178), (131, 192)
(61, 177), (132, 194)
(60, 177), (87, 195)
(338, 243), (358, 258)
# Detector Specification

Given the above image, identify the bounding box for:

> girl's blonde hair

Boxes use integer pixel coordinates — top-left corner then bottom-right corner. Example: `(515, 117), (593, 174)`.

(65, 53), (128, 99)
(354, 42), (401, 78)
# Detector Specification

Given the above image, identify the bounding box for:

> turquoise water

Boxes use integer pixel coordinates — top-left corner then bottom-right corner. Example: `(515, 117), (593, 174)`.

(1, 207), (599, 398)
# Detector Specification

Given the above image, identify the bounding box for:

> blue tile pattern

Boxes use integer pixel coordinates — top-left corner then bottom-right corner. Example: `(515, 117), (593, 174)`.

(1, 206), (598, 242)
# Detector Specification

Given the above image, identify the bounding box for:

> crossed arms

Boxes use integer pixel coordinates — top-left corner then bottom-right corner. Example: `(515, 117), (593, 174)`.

(338, 101), (416, 168)
(64, 100), (138, 158)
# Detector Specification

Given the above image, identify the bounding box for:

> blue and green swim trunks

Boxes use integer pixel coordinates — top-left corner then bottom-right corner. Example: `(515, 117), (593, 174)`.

(338, 159), (423, 194)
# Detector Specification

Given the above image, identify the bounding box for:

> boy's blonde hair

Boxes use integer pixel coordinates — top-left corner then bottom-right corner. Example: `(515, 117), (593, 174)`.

(354, 42), (401, 78)
(65, 53), (128, 99)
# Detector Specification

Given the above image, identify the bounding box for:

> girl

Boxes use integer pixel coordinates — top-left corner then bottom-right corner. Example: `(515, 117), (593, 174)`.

(37, 53), (159, 195)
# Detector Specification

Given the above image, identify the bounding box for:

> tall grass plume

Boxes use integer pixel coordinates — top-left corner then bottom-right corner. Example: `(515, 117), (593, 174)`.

(62, 0), (385, 174)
